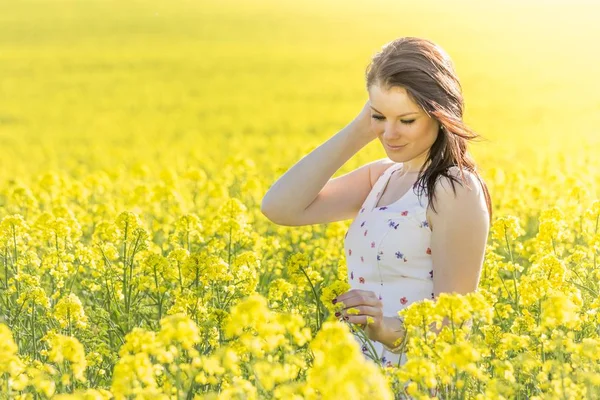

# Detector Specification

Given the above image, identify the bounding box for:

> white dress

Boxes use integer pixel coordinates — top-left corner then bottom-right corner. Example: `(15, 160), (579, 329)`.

(343, 162), (434, 368)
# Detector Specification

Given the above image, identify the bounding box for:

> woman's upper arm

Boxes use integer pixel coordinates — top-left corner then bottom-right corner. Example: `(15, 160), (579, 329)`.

(429, 169), (490, 297)
(267, 158), (393, 226)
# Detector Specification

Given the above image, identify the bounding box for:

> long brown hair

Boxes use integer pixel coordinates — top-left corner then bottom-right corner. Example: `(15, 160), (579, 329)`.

(365, 37), (492, 221)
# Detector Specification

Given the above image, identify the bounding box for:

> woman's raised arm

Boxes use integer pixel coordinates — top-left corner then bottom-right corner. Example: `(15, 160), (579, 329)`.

(261, 101), (385, 226)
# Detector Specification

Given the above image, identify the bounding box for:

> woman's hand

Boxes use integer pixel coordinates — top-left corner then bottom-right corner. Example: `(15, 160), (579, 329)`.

(333, 289), (386, 342)
(348, 100), (379, 144)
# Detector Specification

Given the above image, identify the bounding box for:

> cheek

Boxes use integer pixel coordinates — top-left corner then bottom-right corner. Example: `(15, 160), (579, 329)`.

(429, 129), (440, 144)
(417, 125), (438, 143)
(405, 125), (425, 140)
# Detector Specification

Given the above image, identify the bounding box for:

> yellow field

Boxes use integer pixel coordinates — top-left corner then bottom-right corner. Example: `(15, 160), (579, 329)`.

(1, 0), (600, 398)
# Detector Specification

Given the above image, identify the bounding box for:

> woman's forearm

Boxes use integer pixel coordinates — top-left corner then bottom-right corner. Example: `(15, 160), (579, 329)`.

(261, 121), (372, 218)
(377, 316), (464, 350)
(376, 316), (407, 350)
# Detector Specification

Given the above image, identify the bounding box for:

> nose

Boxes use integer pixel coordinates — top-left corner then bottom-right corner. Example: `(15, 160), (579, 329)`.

(381, 121), (403, 139)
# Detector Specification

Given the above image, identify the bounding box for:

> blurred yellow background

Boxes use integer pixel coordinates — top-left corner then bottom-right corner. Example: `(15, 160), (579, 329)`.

(1, 2), (600, 396)
(1, 0), (599, 207)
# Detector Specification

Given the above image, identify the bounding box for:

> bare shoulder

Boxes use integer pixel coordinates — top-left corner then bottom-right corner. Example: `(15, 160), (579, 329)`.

(435, 166), (485, 197)
(428, 166), (489, 229)
(368, 158), (396, 188)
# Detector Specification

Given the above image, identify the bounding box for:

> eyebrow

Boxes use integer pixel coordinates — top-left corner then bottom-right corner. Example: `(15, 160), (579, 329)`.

(370, 105), (419, 117)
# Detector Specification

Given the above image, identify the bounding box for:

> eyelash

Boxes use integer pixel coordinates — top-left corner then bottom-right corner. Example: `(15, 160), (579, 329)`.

(371, 115), (415, 124)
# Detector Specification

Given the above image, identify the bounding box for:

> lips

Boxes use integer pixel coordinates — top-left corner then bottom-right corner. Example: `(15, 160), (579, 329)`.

(386, 143), (407, 150)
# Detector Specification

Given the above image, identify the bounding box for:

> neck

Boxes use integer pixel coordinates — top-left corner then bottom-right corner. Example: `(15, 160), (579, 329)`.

(402, 154), (430, 173)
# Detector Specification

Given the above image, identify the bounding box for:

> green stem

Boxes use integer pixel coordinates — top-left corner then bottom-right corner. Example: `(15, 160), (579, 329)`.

(31, 306), (37, 360)
(594, 214), (599, 269)
(122, 220), (129, 319)
(177, 260), (184, 292)
(153, 260), (163, 320)
(538, 299), (545, 363)
(351, 323), (380, 362)
(298, 264), (321, 330)
(504, 227), (520, 312)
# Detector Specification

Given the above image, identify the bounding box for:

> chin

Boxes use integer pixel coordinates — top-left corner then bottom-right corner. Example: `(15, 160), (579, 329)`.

(387, 155), (409, 163)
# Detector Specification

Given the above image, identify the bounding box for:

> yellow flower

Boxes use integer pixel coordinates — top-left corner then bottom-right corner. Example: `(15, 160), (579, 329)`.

(157, 313), (200, 351)
(320, 279), (351, 313)
(110, 353), (162, 399)
(286, 252), (324, 290)
(0, 214), (30, 243)
(433, 292), (473, 327)
(307, 321), (393, 399)
(229, 251), (260, 297)
(252, 360), (300, 391)
(52, 388), (113, 400)
(268, 278), (296, 304)
(535, 207), (569, 250)
(491, 215), (525, 244)
(169, 213), (204, 247)
(0, 323), (26, 379)
(119, 328), (159, 357)
(46, 334), (88, 382)
(397, 358), (438, 389)
(346, 307), (360, 315)
(540, 292), (580, 330)
(53, 293), (88, 330)
(12, 273), (50, 311)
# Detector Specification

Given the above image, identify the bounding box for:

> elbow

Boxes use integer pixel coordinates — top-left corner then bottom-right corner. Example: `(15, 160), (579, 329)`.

(260, 196), (296, 226)
(260, 195), (282, 224)
(260, 197), (274, 221)
(260, 194), (273, 217)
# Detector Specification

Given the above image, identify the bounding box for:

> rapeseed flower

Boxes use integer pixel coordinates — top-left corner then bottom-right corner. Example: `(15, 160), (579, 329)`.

(45, 333), (88, 382)
(53, 293), (88, 330)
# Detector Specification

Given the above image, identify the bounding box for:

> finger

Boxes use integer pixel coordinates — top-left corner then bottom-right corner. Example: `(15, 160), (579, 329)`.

(344, 313), (378, 326)
(336, 292), (381, 308)
(336, 289), (377, 303)
(337, 305), (382, 320)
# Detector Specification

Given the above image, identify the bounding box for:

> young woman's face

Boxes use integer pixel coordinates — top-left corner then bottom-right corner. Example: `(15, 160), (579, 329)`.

(368, 84), (440, 166)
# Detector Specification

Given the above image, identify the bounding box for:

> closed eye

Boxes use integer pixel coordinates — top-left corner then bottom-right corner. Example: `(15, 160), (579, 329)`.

(371, 115), (415, 124)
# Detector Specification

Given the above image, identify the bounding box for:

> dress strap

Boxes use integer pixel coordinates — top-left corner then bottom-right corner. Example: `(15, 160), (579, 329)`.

(362, 163), (403, 211)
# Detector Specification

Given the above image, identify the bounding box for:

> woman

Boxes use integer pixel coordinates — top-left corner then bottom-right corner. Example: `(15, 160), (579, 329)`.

(261, 37), (492, 368)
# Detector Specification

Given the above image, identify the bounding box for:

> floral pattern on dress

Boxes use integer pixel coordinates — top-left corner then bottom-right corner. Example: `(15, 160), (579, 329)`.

(344, 163), (433, 368)
(394, 251), (408, 262)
